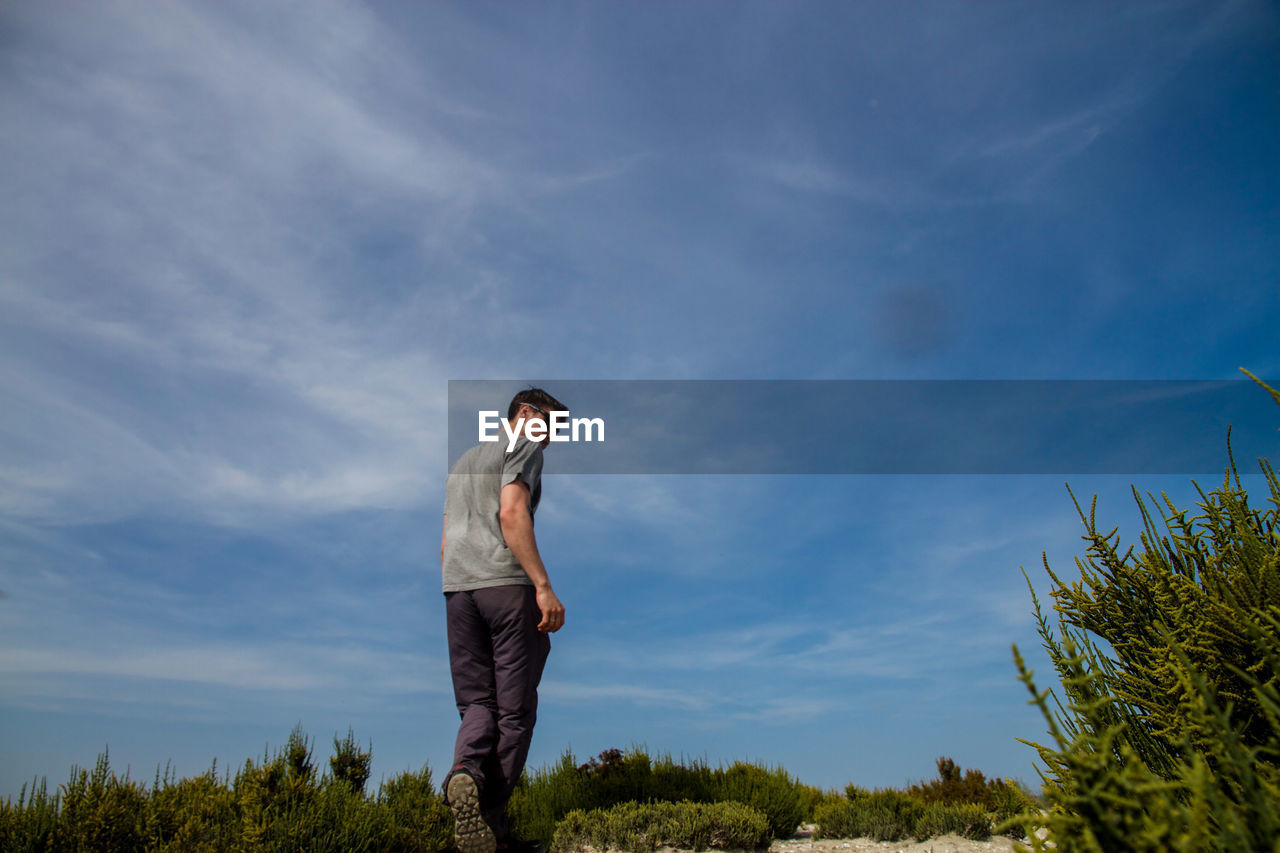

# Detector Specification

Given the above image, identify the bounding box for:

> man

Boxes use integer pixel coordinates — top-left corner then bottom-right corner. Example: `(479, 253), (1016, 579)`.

(441, 388), (568, 853)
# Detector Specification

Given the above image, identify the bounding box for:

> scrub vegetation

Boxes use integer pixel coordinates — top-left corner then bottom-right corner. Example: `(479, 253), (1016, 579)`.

(0, 738), (1029, 852)
(0, 725), (452, 853)
(552, 800), (771, 853)
(811, 758), (1037, 844)
(1008, 374), (1280, 851)
(507, 747), (808, 849)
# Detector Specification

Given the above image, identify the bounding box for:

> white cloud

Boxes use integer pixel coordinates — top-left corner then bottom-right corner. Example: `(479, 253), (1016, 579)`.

(543, 681), (713, 712)
(0, 0), (499, 525)
(0, 642), (449, 703)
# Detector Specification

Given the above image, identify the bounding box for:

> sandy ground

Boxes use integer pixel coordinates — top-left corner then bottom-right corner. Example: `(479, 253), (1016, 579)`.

(579, 823), (1033, 853)
(768, 829), (1027, 853)
(764, 824), (1028, 853)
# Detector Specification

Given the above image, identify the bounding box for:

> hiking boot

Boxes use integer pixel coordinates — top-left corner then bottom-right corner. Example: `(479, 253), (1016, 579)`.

(447, 771), (496, 853)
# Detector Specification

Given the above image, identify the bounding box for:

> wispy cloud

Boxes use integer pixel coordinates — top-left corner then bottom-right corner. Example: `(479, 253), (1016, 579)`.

(0, 0), (508, 525)
(0, 642), (451, 717)
(543, 681), (714, 713)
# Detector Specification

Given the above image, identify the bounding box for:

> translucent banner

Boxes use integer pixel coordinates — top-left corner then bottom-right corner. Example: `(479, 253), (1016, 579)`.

(448, 380), (1279, 475)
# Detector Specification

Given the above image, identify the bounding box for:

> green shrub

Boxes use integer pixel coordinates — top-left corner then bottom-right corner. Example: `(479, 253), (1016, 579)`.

(797, 783), (842, 821)
(0, 778), (59, 853)
(908, 757), (994, 809)
(510, 748), (806, 849)
(551, 800), (771, 853)
(712, 762), (804, 840)
(509, 750), (592, 849)
(988, 776), (1039, 827)
(229, 726), (390, 853)
(0, 727), (462, 853)
(379, 765), (454, 853)
(1010, 374), (1280, 852)
(146, 765), (237, 852)
(912, 801), (991, 841)
(331, 728), (373, 796)
(816, 788), (994, 842)
(262, 778), (395, 853)
(575, 747), (658, 807)
(56, 750), (150, 852)
(813, 790), (925, 842)
(904, 755), (1036, 829)
(647, 752), (717, 806)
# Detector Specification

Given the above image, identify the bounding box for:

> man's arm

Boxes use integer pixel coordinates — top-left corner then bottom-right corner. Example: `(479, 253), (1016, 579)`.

(441, 514), (446, 567)
(499, 480), (565, 633)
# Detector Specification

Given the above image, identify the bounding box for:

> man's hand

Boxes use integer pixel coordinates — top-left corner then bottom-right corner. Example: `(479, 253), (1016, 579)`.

(536, 585), (565, 633)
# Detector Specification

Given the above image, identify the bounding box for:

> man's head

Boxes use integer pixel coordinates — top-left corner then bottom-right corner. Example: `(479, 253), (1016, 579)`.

(507, 388), (568, 447)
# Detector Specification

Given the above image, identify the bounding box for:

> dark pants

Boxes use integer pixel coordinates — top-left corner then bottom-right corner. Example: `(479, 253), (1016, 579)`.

(445, 585), (551, 841)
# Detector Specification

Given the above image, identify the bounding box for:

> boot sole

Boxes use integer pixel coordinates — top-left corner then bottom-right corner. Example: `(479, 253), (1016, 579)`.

(448, 773), (496, 853)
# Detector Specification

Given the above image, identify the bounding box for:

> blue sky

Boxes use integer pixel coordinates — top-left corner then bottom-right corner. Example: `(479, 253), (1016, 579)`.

(1, 0), (1278, 798)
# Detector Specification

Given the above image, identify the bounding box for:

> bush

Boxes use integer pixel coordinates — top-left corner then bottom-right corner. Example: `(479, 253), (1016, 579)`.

(509, 748), (805, 849)
(905, 756), (1037, 827)
(987, 775), (1039, 828)
(56, 750), (150, 852)
(147, 766), (237, 852)
(509, 750), (593, 849)
(909, 757), (991, 809)
(815, 788), (993, 843)
(712, 762), (804, 841)
(331, 728), (373, 796)
(1010, 373), (1280, 852)
(813, 790), (925, 842)
(379, 765), (454, 853)
(0, 778), (59, 853)
(261, 779), (394, 853)
(647, 752), (717, 806)
(796, 783), (842, 821)
(0, 727), (456, 853)
(912, 801), (991, 841)
(551, 800), (772, 853)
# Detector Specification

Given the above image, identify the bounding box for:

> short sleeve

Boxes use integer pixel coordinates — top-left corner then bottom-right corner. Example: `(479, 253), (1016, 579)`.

(501, 437), (543, 494)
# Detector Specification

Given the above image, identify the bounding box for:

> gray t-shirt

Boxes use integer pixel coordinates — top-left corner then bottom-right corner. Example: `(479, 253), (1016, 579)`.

(442, 436), (543, 592)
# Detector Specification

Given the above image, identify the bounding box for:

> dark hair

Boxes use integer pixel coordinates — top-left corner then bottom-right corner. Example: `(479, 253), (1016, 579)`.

(508, 388), (568, 421)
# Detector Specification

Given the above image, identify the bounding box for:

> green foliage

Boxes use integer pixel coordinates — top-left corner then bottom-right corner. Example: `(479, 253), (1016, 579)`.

(56, 750), (149, 852)
(1012, 634), (1280, 852)
(508, 747), (804, 850)
(1036, 469), (1280, 773)
(648, 752), (717, 805)
(0, 778), (60, 853)
(331, 727), (373, 796)
(0, 728), (454, 853)
(551, 800), (772, 853)
(818, 767), (1006, 843)
(713, 762), (805, 841)
(379, 765), (455, 853)
(816, 791), (994, 843)
(147, 766), (237, 852)
(907, 756), (1036, 825)
(508, 750), (594, 849)
(913, 801), (992, 841)
(796, 783), (842, 821)
(988, 775), (1039, 827)
(813, 790), (926, 842)
(1012, 378), (1280, 852)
